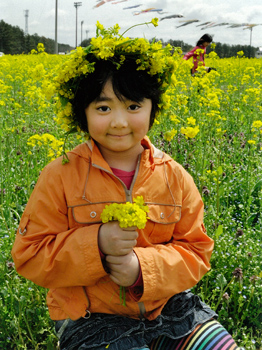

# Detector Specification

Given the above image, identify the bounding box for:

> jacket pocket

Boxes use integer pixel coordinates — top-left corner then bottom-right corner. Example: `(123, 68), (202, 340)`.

(139, 203), (181, 244)
(69, 201), (120, 225)
(147, 203), (181, 224)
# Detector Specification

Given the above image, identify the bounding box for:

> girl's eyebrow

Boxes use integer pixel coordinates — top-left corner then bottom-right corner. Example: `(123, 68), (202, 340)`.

(94, 95), (112, 102)
(94, 95), (129, 103)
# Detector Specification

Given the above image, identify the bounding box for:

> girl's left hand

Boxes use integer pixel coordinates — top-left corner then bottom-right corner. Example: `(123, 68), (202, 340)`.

(106, 250), (140, 287)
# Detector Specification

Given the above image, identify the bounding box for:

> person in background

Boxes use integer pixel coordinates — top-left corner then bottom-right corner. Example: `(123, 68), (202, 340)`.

(183, 33), (213, 75)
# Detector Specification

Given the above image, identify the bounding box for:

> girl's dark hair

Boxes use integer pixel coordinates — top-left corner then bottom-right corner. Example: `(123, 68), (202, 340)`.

(196, 33), (213, 46)
(72, 59), (162, 132)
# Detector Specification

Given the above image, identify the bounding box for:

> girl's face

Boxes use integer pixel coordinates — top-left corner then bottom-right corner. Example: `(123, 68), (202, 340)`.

(202, 41), (210, 48)
(85, 79), (152, 163)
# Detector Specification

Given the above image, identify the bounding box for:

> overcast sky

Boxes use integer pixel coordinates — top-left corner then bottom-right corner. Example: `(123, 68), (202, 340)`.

(1, 0), (262, 50)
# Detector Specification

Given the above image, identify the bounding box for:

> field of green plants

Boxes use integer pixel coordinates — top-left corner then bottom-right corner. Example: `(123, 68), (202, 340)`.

(0, 45), (261, 349)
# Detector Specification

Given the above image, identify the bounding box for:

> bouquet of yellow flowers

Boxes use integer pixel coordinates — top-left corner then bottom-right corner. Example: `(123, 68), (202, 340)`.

(100, 196), (149, 305)
(100, 196), (149, 229)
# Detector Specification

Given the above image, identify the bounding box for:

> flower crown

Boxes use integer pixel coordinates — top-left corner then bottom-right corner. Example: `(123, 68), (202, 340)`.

(53, 19), (179, 133)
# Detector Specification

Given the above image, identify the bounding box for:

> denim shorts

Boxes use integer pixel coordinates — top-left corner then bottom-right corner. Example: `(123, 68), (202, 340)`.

(55, 290), (217, 350)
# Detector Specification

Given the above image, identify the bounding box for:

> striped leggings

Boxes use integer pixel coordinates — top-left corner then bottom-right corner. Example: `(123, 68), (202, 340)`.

(147, 319), (242, 350)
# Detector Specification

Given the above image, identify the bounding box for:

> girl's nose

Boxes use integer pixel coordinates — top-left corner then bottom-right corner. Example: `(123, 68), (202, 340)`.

(110, 111), (128, 128)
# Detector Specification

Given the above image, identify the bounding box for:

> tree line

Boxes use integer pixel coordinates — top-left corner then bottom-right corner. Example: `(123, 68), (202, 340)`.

(166, 39), (258, 58)
(0, 20), (72, 54)
(0, 20), (259, 58)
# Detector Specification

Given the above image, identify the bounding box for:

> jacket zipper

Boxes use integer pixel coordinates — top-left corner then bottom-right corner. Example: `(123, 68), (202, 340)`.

(92, 153), (141, 202)
(91, 154), (146, 319)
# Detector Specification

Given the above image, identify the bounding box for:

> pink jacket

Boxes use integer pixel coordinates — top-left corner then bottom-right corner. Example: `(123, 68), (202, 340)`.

(12, 137), (214, 321)
(183, 45), (206, 74)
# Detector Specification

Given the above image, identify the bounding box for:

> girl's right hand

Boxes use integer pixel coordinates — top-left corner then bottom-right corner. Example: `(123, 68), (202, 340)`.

(98, 221), (138, 256)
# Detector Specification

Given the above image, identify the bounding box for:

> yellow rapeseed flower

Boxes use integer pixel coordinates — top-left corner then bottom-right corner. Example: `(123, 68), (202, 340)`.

(252, 120), (262, 129)
(187, 117), (196, 125)
(164, 129), (177, 141)
(151, 18), (159, 27)
(101, 196), (149, 229)
(181, 125), (200, 139)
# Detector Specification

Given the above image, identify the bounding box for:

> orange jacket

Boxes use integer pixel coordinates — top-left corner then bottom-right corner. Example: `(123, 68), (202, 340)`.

(12, 137), (214, 321)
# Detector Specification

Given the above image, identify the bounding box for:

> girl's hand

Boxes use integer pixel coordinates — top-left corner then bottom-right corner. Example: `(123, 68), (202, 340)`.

(106, 250), (140, 287)
(98, 222), (138, 256)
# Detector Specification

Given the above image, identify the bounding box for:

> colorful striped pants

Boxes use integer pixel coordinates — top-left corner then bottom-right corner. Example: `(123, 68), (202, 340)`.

(148, 319), (242, 350)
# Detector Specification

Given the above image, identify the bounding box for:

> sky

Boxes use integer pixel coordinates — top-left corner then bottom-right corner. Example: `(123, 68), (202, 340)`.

(1, 0), (262, 50)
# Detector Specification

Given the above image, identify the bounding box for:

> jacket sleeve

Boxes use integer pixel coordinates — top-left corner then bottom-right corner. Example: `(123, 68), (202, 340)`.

(11, 164), (107, 289)
(134, 166), (214, 301)
(183, 47), (196, 60)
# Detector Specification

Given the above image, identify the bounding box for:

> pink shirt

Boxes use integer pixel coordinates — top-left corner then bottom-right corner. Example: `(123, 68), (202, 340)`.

(111, 167), (135, 189)
(99, 167), (143, 297)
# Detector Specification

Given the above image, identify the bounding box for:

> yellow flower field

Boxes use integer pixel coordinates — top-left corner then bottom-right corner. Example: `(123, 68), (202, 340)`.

(0, 47), (261, 162)
(0, 45), (261, 349)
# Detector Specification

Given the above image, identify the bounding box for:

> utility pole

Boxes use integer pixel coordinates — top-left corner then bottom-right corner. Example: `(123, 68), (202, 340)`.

(74, 2), (82, 48)
(81, 20), (84, 45)
(249, 26), (253, 58)
(86, 30), (89, 40)
(24, 10), (29, 35)
(55, 0), (58, 54)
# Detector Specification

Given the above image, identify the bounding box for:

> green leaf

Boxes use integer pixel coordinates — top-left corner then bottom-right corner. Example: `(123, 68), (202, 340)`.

(215, 224), (223, 240)
(217, 166), (223, 176)
(216, 273), (227, 289)
(247, 213), (258, 226)
(251, 179), (262, 196)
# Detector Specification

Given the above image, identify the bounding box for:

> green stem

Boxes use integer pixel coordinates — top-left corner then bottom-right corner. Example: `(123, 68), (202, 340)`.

(120, 21), (152, 38)
(216, 176), (220, 226)
(215, 141), (222, 227)
(0, 205), (10, 234)
(214, 277), (234, 312)
(120, 286), (126, 306)
(237, 285), (255, 329)
(23, 311), (37, 347)
(17, 301), (25, 346)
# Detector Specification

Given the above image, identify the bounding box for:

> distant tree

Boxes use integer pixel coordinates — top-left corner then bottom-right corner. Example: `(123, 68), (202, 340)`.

(80, 38), (92, 48)
(58, 43), (74, 54)
(167, 39), (191, 52)
(0, 20), (27, 54)
(38, 36), (55, 53)
(221, 43), (228, 58)
(0, 20), (72, 54)
(210, 42), (258, 58)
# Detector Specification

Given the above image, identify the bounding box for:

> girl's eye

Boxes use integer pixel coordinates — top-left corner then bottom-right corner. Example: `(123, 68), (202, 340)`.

(97, 106), (110, 112)
(128, 104), (140, 111)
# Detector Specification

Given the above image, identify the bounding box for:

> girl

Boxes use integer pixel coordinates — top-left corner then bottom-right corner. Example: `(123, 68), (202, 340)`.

(183, 33), (213, 75)
(12, 22), (241, 350)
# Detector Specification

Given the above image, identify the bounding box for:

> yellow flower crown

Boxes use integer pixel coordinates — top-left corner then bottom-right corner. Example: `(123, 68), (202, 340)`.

(53, 19), (179, 133)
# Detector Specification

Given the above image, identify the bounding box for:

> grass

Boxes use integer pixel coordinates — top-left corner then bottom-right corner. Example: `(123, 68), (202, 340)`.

(0, 49), (261, 349)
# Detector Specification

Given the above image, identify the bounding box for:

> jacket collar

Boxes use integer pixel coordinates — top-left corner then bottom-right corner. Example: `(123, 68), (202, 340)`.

(75, 136), (170, 170)
(87, 139), (112, 173)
